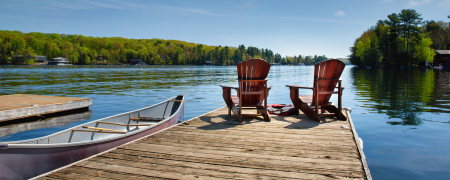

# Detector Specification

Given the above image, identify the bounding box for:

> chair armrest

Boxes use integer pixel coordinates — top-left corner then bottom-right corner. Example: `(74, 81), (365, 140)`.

(316, 78), (341, 81)
(286, 85), (315, 89)
(240, 79), (268, 82)
(238, 77), (268, 81)
(220, 85), (235, 88)
(234, 85), (271, 90)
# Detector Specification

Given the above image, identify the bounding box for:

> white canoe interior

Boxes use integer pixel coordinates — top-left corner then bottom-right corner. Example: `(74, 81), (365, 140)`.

(4, 95), (184, 147)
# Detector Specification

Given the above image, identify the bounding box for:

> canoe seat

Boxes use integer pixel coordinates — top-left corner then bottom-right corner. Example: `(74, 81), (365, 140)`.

(97, 121), (155, 126)
(130, 117), (163, 121)
(80, 126), (127, 133)
(72, 129), (127, 134)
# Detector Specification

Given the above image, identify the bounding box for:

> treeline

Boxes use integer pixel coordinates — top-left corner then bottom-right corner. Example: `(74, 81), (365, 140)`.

(0, 30), (330, 65)
(350, 9), (450, 67)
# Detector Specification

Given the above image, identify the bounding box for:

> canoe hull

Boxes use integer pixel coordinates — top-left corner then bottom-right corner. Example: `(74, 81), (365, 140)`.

(0, 96), (183, 180)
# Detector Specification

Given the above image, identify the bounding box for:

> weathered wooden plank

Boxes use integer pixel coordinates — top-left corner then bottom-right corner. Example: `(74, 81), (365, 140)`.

(162, 127), (355, 142)
(106, 149), (364, 178)
(46, 171), (111, 180)
(78, 161), (225, 180)
(91, 156), (302, 179)
(97, 151), (356, 179)
(142, 133), (357, 149)
(148, 130), (355, 146)
(173, 124), (354, 134)
(139, 137), (360, 161)
(140, 134), (358, 154)
(56, 166), (158, 180)
(120, 143), (362, 168)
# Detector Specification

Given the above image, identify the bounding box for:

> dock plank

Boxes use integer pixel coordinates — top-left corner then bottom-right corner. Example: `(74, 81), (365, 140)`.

(39, 107), (368, 179)
(52, 166), (159, 180)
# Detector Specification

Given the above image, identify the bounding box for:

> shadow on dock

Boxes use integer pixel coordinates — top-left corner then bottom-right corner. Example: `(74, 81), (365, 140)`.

(193, 109), (342, 130)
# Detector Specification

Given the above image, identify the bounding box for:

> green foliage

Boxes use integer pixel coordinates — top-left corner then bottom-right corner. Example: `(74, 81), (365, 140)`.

(350, 9), (448, 67)
(414, 36), (435, 63)
(0, 30), (335, 66)
(355, 38), (370, 59)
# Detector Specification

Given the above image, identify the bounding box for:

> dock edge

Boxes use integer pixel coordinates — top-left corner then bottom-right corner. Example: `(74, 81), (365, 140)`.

(345, 107), (372, 180)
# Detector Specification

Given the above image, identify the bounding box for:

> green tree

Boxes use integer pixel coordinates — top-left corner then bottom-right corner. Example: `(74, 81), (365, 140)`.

(399, 9), (423, 64)
(385, 13), (402, 65)
(414, 35), (435, 64)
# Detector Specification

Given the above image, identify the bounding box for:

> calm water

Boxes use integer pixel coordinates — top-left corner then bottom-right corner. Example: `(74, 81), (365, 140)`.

(1, 65), (449, 179)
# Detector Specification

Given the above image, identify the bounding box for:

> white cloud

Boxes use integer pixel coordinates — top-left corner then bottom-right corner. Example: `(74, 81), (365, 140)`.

(406, 0), (431, 7)
(276, 16), (371, 26)
(4, 0), (212, 15)
(162, 6), (210, 15)
(335, 10), (346, 17)
(236, 1), (258, 9)
(381, 0), (395, 3)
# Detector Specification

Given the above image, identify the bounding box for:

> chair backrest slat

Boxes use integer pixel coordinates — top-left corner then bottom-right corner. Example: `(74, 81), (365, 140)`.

(312, 59), (345, 106)
(249, 59), (258, 103)
(237, 59), (271, 106)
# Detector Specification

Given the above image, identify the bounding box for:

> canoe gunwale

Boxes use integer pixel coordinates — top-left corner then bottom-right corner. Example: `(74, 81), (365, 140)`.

(3, 95), (184, 149)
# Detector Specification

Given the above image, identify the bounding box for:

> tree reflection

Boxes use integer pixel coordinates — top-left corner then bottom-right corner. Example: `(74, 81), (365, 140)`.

(351, 67), (450, 125)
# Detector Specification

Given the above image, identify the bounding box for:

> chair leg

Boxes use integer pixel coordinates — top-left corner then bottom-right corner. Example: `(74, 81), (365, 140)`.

(263, 85), (270, 122)
(231, 104), (242, 123)
(259, 106), (270, 122)
(222, 87), (233, 116)
(324, 106), (347, 120)
(299, 99), (320, 122)
(289, 88), (300, 115)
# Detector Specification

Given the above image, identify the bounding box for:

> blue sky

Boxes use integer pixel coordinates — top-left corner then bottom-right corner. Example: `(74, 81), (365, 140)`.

(1, 0), (449, 58)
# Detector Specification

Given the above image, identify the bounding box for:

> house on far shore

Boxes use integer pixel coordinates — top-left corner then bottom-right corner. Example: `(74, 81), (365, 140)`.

(204, 61), (213, 65)
(95, 54), (109, 64)
(36, 55), (47, 64)
(129, 59), (146, 65)
(434, 50), (450, 68)
(48, 57), (72, 65)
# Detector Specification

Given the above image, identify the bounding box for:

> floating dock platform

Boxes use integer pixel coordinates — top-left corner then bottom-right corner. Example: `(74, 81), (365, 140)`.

(0, 94), (92, 122)
(37, 107), (370, 179)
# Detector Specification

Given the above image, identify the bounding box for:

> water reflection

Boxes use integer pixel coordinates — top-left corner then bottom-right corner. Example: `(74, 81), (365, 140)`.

(0, 65), (237, 96)
(0, 110), (92, 141)
(351, 68), (450, 125)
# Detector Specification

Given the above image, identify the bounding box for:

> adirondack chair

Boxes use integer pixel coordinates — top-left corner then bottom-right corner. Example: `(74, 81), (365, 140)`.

(286, 59), (346, 122)
(221, 59), (272, 122)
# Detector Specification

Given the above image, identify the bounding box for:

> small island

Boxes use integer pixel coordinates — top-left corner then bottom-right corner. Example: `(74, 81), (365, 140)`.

(349, 9), (450, 68)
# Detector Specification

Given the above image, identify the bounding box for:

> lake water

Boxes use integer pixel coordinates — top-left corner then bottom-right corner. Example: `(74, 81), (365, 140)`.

(1, 65), (449, 179)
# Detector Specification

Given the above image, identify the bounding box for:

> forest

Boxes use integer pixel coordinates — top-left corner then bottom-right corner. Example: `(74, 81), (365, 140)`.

(0, 30), (337, 65)
(349, 9), (450, 67)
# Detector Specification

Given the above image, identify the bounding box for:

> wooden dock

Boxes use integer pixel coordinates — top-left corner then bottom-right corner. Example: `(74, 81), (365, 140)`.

(0, 94), (92, 122)
(38, 107), (370, 179)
